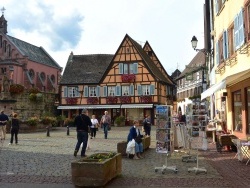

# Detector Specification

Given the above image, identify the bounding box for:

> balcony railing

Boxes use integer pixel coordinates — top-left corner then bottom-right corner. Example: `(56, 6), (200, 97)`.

(106, 96), (118, 104)
(119, 96), (131, 103)
(139, 96), (152, 103)
(87, 97), (99, 104)
(121, 74), (136, 82)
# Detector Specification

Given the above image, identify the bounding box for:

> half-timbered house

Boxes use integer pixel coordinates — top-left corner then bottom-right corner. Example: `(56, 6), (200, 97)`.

(58, 34), (175, 125)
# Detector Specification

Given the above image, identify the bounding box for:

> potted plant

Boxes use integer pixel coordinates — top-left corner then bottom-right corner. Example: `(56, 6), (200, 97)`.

(114, 116), (125, 126)
(71, 152), (122, 187)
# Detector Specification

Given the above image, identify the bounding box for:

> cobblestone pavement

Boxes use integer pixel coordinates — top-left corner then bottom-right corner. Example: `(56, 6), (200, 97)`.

(0, 126), (249, 188)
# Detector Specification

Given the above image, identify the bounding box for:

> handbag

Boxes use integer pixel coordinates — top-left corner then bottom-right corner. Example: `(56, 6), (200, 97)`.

(135, 136), (142, 143)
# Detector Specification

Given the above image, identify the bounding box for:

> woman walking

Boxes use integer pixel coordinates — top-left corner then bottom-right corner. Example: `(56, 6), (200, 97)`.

(9, 113), (19, 145)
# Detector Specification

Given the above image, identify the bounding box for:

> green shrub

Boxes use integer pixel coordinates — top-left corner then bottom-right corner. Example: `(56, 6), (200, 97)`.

(26, 117), (39, 126)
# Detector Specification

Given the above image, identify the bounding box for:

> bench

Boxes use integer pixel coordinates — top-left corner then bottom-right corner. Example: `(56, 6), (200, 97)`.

(117, 136), (151, 156)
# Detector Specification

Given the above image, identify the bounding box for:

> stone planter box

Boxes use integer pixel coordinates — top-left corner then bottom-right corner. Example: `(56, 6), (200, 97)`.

(71, 153), (122, 187)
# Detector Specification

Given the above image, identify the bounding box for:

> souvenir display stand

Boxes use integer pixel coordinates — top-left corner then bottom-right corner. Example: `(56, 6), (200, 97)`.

(184, 101), (208, 174)
(154, 105), (178, 174)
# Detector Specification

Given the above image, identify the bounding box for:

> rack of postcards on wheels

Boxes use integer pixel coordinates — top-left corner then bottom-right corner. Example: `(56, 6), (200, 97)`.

(154, 105), (178, 174)
(184, 100), (208, 174)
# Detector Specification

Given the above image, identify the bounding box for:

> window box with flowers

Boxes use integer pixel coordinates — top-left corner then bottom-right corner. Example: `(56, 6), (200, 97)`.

(9, 84), (25, 94)
(66, 97), (78, 104)
(106, 96), (118, 104)
(140, 96), (152, 103)
(87, 97), (99, 104)
(119, 96), (131, 103)
(121, 74), (136, 82)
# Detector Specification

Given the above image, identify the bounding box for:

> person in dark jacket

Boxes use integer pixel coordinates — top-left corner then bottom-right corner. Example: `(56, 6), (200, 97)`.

(0, 109), (9, 140)
(73, 109), (92, 157)
(127, 120), (144, 159)
(9, 113), (19, 145)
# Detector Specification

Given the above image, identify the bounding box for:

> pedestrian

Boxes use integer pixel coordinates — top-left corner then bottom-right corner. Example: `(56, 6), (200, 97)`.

(127, 120), (144, 159)
(101, 111), (111, 139)
(9, 113), (19, 145)
(143, 115), (151, 136)
(0, 109), (9, 140)
(90, 114), (99, 139)
(73, 109), (92, 157)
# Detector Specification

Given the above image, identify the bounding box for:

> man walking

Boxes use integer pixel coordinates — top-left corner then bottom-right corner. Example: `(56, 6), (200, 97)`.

(73, 109), (92, 157)
(0, 110), (9, 140)
(101, 111), (111, 139)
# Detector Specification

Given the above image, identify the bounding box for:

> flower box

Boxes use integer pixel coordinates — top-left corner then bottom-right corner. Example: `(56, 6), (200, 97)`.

(121, 74), (136, 82)
(87, 97), (99, 104)
(119, 96), (131, 103)
(65, 97), (78, 104)
(71, 152), (122, 187)
(106, 96), (118, 104)
(140, 96), (152, 103)
(9, 84), (25, 94)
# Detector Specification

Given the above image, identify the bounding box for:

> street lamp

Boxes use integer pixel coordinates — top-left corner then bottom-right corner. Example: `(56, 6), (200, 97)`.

(191, 36), (198, 50)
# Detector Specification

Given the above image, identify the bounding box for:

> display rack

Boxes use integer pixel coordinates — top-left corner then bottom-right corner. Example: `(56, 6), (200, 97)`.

(154, 105), (178, 174)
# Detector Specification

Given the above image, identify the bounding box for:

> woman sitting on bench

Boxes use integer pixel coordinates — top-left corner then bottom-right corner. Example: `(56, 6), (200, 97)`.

(127, 120), (144, 160)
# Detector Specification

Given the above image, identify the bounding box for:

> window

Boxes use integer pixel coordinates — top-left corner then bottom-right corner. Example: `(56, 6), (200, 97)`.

(215, 0), (226, 15)
(246, 3), (250, 41)
(233, 90), (242, 131)
(7, 44), (11, 57)
(119, 63), (138, 74)
(29, 69), (35, 80)
(0, 35), (2, 48)
(68, 87), (79, 97)
(228, 25), (235, 56)
(142, 85), (150, 96)
(50, 75), (55, 83)
(122, 86), (130, 96)
(40, 72), (46, 82)
(246, 87), (250, 134)
(3, 41), (6, 52)
(89, 87), (97, 97)
(108, 86), (116, 96)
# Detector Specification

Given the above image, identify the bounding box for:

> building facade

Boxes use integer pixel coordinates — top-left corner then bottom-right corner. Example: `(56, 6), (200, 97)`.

(202, 0), (250, 139)
(58, 34), (175, 125)
(0, 11), (62, 117)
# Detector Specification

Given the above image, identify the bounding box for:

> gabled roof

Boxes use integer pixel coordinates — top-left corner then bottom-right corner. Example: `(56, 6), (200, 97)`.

(143, 41), (175, 85)
(171, 69), (181, 80)
(176, 51), (206, 80)
(118, 34), (174, 85)
(60, 53), (113, 85)
(6, 35), (61, 69)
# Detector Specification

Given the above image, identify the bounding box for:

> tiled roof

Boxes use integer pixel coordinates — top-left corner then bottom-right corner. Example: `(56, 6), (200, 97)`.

(176, 51), (206, 79)
(60, 54), (113, 85)
(127, 35), (174, 85)
(7, 35), (61, 69)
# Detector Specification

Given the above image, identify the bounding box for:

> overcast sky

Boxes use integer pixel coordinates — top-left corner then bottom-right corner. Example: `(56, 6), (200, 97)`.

(3, 0), (205, 75)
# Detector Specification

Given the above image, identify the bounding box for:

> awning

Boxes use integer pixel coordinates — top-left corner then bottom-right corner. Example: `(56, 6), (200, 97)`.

(225, 69), (250, 86)
(121, 104), (153, 108)
(57, 105), (121, 110)
(201, 80), (226, 100)
(201, 69), (250, 100)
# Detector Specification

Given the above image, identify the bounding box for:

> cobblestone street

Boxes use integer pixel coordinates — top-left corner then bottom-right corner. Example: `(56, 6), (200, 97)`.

(0, 126), (249, 188)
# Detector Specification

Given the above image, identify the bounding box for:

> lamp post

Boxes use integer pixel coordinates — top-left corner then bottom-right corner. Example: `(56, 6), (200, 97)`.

(191, 36), (211, 92)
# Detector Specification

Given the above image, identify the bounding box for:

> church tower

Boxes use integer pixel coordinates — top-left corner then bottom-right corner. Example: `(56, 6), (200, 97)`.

(0, 7), (7, 34)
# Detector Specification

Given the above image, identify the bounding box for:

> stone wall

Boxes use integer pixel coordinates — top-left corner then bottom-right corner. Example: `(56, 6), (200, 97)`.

(0, 91), (56, 120)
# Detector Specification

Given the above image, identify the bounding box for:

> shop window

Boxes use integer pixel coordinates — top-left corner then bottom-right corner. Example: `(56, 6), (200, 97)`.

(233, 90), (242, 131)
(246, 87), (250, 134)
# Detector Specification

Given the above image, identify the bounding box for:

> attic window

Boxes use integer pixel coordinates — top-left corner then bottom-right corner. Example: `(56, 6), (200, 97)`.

(148, 51), (153, 56)
(126, 48), (130, 53)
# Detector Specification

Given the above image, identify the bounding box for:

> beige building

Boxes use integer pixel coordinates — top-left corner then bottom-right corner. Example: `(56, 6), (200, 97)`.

(202, 0), (250, 139)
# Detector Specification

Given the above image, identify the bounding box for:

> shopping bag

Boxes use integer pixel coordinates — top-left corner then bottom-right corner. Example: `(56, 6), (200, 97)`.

(126, 139), (135, 155)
